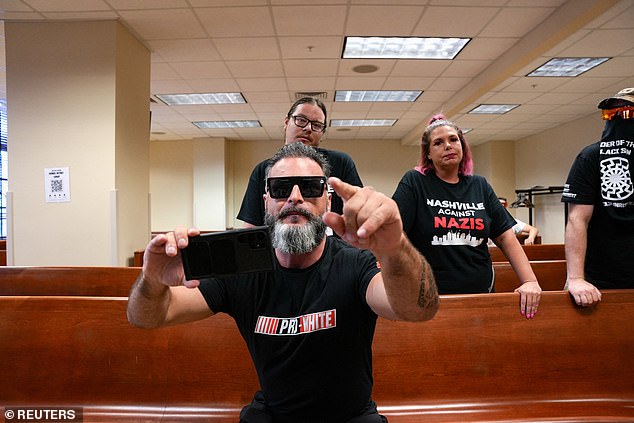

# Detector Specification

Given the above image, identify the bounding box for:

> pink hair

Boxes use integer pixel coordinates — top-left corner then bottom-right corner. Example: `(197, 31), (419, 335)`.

(417, 114), (473, 176)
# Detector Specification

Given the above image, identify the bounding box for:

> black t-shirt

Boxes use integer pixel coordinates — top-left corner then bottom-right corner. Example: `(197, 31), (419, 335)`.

(393, 170), (515, 294)
(237, 148), (363, 226)
(561, 119), (634, 288)
(198, 237), (381, 423)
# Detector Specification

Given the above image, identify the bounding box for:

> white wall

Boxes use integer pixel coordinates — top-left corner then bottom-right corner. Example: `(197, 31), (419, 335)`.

(513, 113), (604, 243)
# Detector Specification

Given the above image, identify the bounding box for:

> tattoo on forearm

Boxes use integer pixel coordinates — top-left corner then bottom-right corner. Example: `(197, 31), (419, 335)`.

(418, 260), (439, 309)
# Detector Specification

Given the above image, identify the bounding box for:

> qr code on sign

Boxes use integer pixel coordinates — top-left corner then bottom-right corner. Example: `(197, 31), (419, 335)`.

(51, 179), (63, 193)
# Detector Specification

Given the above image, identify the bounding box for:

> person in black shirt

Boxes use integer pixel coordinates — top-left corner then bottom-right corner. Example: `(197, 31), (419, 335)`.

(562, 87), (634, 306)
(393, 114), (541, 319)
(128, 142), (439, 423)
(237, 97), (362, 227)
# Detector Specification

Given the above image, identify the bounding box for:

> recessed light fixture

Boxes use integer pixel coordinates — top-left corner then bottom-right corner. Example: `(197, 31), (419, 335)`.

(469, 104), (519, 114)
(330, 119), (396, 127)
(527, 57), (609, 77)
(343, 36), (470, 60)
(156, 92), (246, 105)
(193, 120), (261, 129)
(335, 90), (421, 102)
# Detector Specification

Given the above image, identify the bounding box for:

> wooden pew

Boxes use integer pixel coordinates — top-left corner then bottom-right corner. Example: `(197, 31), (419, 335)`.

(494, 260), (566, 292)
(0, 266), (140, 296)
(489, 243), (565, 262)
(1, 291), (633, 422)
(0, 262), (565, 296)
(0, 239), (6, 266)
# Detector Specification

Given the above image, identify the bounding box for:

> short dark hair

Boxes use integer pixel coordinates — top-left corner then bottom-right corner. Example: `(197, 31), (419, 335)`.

(265, 142), (331, 179)
(287, 97), (328, 130)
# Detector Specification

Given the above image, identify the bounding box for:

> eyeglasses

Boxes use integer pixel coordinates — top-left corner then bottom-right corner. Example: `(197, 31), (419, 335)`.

(602, 106), (634, 121)
(290, 115), (326, 133)
(266, 176), (326, 199)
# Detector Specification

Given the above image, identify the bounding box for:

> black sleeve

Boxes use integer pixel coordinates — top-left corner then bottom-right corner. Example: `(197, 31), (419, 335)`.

(237, 161), (267, 226)
(562, 146), (599, 205)
(392, 171), (416, 235)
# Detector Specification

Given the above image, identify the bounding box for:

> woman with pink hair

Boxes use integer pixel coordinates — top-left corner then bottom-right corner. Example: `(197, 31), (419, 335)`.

(393, 114), (542, 319)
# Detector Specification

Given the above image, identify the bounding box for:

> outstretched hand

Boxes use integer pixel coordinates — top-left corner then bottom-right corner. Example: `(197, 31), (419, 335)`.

(323, 177), (403, 255)
(142, 226), (201, 289)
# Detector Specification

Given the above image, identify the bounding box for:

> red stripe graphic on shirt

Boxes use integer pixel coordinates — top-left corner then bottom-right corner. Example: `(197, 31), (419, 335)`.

(255, 309), (336, 336)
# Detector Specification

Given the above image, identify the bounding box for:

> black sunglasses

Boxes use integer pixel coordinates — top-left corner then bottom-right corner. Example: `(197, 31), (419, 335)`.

(266, 176), (326, 199)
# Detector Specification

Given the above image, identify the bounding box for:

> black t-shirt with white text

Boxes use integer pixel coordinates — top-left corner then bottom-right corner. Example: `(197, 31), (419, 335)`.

(198, 237), (381, 423)
(393, 170), (515, 294)
(561, 119), (634, 288)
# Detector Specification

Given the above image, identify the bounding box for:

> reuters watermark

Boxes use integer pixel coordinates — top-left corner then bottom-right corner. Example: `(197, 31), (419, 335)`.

(3, 408), (83, 422)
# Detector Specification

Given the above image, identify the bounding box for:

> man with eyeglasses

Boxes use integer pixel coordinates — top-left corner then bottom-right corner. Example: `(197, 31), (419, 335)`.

(237, 97), (363, 229)
(562, 87), (634, 306)
(127, 142), (439, 423)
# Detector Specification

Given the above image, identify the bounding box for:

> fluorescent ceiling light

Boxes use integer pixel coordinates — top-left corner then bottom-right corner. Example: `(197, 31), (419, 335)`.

(462, 128), (473, 134)
(330, 119), (396, 127)
(335, 90), (421, 102)
(343, 37), (469, 59)
(469, 104), (519, 114)
(156, 92), (246, 105)
(193, 120), (260, 129)
(527, 57), (609, 77)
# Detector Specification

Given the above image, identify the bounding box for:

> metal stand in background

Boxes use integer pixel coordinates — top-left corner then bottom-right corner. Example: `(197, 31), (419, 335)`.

(511, 186), (565, 225)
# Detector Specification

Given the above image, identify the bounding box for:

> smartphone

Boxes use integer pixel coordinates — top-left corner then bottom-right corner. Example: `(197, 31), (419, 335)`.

(181, 226), (274, 280)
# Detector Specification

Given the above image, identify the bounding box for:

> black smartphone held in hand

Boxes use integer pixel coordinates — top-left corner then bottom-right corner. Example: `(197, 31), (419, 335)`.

(181, 226), (274, 280)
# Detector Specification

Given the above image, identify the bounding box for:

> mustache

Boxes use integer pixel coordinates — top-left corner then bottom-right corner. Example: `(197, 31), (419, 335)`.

(277, 206), (315, 220)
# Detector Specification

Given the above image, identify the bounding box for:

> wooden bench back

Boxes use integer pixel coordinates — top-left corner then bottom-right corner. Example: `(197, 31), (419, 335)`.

(0, 266), (139, 296)
(489, 243), (565, 262)
(0, 261), (565, 297)
(1, 291), (633, 422)
(494, 259), (566, 292)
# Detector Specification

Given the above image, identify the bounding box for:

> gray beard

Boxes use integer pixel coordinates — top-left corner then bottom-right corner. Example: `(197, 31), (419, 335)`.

(264, 207), (327, 255)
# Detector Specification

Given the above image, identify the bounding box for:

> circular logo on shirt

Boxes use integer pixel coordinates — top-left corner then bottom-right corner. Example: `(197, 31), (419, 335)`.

(600, 157), (633, 200)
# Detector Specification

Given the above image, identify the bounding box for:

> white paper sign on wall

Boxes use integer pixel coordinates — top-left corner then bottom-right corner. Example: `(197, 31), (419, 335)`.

(45, 167), (70, 203)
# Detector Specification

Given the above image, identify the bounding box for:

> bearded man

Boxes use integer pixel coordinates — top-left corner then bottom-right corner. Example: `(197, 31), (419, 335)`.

(127, 142), (438, 423)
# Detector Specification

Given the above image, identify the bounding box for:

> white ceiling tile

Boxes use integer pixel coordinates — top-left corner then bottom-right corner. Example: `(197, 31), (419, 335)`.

(559, 28), (634, 57)
(24, 0), (110, 12)
(414, 6), (499, 37)
(455, 37), (519, 61)
(151, 63), (182, 80)
(272, 5), (347, 36)
(213, 37), (280, 60)
(170, 61), (232, 79)
(283, 59), (339, 77)
(195, 6), (275, 37)
(428, 77), (470, 91)
(335, 76), (388, 90)
(148, 39), (221, 62)
(286, 76), (336, 92)
(151, 80), (191, 93)
(346, 5), (424, 35)
(278, 36), (343, 59)
(40, 11), (118, 19)
(382, 77), (434, 90)
(391, 60), (451, 77)
(237, 78), (288, 92)
(479, 7), (556, 37)
(118, 9), (207, 39)
(244, 91), (292, 103)
(227, 60), (284, 78)
(190, 0), (268, 6)
(107, 0), (190, 9)
(443, 60), (490, 77)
